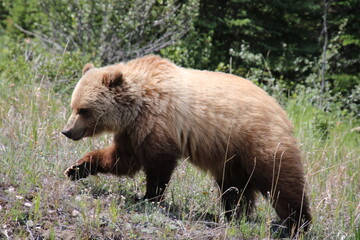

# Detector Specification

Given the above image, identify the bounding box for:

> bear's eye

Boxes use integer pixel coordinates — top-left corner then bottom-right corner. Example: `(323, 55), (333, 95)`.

(78, 108), (90, 115)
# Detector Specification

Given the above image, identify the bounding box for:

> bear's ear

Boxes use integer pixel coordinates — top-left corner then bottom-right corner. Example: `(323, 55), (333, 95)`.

(82, 63), (94, 75)
(102, 71), (123, 88)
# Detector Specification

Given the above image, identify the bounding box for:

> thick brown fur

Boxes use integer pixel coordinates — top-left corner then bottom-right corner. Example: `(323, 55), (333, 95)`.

(62, 55), (311, 234)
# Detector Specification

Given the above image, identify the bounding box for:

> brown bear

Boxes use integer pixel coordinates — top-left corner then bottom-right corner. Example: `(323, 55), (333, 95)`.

(62, 55), (311, 234)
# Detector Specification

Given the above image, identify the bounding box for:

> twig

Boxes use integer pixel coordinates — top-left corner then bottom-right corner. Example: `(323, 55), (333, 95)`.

(14, 24), (63, 51)
(26, 221), (35, 240)
(0, 229), (10, 240)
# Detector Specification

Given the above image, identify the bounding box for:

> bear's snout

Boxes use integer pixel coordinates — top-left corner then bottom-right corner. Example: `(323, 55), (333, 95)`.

(62, 113), (88, 141)
(61, 129), (73, 139)
(61, 127), (86, 141)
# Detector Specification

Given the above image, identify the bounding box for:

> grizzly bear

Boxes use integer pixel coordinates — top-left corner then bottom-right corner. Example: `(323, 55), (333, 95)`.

(62, 55), (311, 234)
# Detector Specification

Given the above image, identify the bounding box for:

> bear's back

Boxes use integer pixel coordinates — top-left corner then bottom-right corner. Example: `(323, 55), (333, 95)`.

(135, 63), (296, 174)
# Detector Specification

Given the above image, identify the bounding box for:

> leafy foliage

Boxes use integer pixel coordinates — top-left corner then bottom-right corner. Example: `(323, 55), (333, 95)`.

(2, 0), (199, 64)
(193, 0), (322, 83)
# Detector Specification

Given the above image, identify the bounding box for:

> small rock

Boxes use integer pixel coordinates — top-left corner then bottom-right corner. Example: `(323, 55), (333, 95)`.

(72, 209), (80, 217)
(6, 187), (15, 193)
(141, 228), (154, 234)
(26, 220), (34, 227)
(75, 196), (82, 201)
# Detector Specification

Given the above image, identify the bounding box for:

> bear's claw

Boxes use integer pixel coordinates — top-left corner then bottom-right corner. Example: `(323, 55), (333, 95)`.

(64, 162), (89, 181)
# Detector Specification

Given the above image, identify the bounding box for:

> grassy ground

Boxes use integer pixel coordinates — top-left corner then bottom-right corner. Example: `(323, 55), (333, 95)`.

(0, 41), (359, 239)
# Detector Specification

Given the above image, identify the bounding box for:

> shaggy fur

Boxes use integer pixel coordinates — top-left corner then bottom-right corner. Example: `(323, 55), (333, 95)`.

(62, 55), (311, 233)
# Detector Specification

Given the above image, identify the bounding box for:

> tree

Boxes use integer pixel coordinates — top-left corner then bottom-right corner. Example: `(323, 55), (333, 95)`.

(194, 0), (322, 86)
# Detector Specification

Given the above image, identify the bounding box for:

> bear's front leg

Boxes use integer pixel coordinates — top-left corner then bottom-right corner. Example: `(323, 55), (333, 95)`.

(64, 151), (102, 180)
(64, 143), (142, 181)
(143, 157), (178, 202)
(141, 132), (181, 201)
(64, 144), (119, 181)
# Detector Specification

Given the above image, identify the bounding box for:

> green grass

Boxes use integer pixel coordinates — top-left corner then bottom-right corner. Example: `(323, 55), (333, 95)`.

(286, 97), (360, 239)
(0, 41), (359, 239)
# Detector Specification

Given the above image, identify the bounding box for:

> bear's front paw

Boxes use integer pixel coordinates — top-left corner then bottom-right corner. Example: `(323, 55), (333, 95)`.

(64, 162), (90, 181)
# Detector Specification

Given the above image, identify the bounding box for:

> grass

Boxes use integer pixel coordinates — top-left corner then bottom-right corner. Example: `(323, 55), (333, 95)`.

(0, 40), (359, 239)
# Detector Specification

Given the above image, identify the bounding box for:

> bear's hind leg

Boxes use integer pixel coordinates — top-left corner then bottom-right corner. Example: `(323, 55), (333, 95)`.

(217, 174), (256, 221)
(256, 170), (311, 235)
(273, 188), (312, 234)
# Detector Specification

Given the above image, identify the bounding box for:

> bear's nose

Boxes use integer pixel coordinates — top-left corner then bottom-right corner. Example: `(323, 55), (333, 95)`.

(61, 130), (72, 139)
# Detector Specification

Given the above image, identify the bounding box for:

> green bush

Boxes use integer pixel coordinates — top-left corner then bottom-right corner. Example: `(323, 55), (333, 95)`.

(0, 36), (92, 96)
(2, 0), (199, 64)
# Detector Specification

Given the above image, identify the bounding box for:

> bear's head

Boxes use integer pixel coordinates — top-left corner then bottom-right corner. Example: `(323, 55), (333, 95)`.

(62, 63), (140, 141)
